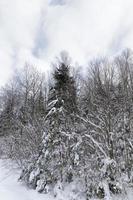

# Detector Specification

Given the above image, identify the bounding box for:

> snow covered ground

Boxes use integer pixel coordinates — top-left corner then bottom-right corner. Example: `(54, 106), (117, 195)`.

(0, 159), (52, 200)
(0, 159), (133, 200)
(0, 159), (84, 200)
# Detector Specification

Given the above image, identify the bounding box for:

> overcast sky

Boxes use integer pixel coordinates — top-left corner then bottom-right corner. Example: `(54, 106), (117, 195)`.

(0, 0), (133, 86)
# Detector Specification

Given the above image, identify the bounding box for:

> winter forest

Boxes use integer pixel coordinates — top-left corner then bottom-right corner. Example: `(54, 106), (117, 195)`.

(0, 48), (133, 199)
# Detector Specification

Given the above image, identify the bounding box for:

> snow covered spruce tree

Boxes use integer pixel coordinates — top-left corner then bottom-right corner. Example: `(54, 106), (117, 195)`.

(20, 54), (78, 193)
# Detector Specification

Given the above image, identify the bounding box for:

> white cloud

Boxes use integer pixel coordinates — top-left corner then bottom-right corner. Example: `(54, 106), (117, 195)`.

(0, 0), (47, 85)
(42, 0), (126, 63)
(1, 0), (133, 85)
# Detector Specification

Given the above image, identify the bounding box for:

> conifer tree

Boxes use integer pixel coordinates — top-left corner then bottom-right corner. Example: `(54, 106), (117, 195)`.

(20, 56), (77, 191)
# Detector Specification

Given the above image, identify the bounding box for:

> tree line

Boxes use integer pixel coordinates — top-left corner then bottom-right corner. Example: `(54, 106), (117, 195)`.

(0, 49), (133, 199)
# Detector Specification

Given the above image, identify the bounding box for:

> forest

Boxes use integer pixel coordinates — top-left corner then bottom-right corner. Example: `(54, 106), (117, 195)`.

(0, 49), (133, 199)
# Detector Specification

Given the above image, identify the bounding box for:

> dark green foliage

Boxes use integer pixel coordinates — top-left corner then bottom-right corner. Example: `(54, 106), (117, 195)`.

(53, 62), (77, 114)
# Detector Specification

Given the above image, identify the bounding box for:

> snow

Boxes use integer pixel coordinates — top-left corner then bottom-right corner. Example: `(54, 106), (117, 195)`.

(0, 159), (133, 200)
(0, 160), (51, 200)
(0, 159), (84, 200)
(85, 133), (107, 157)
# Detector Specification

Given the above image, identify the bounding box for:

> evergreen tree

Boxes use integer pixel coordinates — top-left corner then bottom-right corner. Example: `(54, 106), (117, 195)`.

(20, 58), (77, 192)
